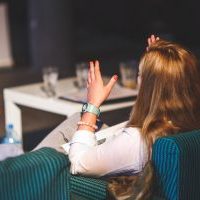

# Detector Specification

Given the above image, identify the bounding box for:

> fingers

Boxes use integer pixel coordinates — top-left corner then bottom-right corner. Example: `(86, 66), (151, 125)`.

(148, 37), (151, 46)
(89, 60), (102, 80)
(147, 34), (160, 51)
(148, 35), (156, 46)
(106, 75), (118, 92)
(87, 69), (92, 85)
(156, 36), (160, 41)
(94, 60), (102, 80)
(151, 34), (156, 43)
(87, 61), (93, 87)
(89, 61), (95, 81)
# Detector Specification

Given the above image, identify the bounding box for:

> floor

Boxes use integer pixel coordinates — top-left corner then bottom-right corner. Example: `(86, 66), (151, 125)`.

(0, 67), (132, 151)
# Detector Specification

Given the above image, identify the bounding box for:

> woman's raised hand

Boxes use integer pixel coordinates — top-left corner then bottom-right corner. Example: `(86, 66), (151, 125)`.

(146, 35), (160, 51)
(87, 60), (118, 108)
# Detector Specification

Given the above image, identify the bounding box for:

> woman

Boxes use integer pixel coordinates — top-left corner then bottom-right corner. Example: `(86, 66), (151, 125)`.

(67, 36), (200, 198)
(69, 36), (200, 177)
(35, 35), (200, 199)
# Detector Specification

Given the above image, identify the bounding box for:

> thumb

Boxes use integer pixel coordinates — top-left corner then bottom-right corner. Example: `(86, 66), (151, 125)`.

(106, 75), (118, 91)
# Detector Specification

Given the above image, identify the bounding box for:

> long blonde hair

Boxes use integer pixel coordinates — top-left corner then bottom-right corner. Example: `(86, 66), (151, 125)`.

(108, 40), (200, 200)
(128, 40), (200, 152)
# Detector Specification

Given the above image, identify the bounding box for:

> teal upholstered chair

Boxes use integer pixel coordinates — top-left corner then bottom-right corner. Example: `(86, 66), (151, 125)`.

(1, 130), (200, 200)
(152, 130), (200, 200)
(68, 130), (200, 200)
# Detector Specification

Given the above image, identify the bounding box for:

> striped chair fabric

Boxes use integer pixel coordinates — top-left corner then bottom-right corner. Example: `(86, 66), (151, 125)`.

(152, 130), (200, 200)
(1, 130), (200, 200)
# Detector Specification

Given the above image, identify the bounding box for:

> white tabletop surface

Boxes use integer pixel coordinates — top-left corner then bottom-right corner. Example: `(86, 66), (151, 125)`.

(3, 77), (136, 141)
(4, 77), (136, 115)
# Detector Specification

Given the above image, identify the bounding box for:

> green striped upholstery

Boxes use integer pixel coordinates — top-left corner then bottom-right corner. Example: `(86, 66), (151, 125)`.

(70, 175), (107, 200)
(0, 147), (70, 200)
(1, 130), (200, 200)
(0, 147), (107, 200)
(70, 130), (200, 200)
(152, 130), (200, 200)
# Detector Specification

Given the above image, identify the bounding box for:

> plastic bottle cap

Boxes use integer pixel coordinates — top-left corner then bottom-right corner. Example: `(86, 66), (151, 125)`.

(7, 124), (13, 129)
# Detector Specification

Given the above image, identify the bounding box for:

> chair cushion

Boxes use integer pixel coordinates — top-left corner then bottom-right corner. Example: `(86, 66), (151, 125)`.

(70, 175), (107, 200)
(152, 130), (200, 200)
(0, 147), (70, 200)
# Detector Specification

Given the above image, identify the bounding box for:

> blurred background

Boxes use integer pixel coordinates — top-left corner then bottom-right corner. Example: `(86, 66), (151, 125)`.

(0, 0), (200, 150)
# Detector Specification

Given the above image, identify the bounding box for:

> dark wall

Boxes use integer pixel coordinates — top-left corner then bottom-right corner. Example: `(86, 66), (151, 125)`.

(1, 0), (73, 74)
(28, 0), (73, 73)
(1, 0), (29, 67)
(2, 0), (200, 73)
(71, 0), (200, 64)
(73, 0), (200, 44)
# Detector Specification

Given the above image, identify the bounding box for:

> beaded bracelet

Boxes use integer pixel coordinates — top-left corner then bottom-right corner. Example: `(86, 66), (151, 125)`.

(77, 121), (98, 130)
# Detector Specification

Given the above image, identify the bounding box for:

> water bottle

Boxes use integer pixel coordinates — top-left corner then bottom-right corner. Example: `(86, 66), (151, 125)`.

(0, 124), (23, 160)
(1, 124), (22, 147)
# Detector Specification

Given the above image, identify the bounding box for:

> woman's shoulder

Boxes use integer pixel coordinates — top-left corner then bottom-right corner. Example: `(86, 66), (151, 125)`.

(122, 126), (141, 136)
(121, 126), (146, 145)
(96, 122), (141, 142)
(112, 125), (142, 142)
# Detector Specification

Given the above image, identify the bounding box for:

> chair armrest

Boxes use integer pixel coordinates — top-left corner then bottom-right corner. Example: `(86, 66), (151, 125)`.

(70, 175), (108, 200)
(0, 147), (70, 200)
(0, 147), (108, 200)
(152, 130), (200, 200)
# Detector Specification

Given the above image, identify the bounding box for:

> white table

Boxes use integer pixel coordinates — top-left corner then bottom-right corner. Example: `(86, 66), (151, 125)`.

(4, 77), (135, 141)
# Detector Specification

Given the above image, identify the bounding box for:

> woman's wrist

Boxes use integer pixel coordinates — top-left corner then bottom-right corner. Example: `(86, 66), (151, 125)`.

(87, 100), (101, 108)
(82, 102), (101, 117)
(78, 112), (98, 132)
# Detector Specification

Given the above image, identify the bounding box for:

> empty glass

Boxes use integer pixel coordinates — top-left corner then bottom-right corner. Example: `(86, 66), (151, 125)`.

(42, 66), (59, 97)
(75, 62), (88, 89)
(119, 61), (138, 89)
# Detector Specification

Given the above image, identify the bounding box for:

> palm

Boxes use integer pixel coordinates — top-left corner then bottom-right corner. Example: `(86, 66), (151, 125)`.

(87, 61), (117, 107)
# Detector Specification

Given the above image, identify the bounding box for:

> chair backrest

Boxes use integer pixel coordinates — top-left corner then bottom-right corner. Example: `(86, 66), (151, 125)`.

(0, 148), (70, 200)
(152, 130), (200, 200)
(2, 131), (200, 200)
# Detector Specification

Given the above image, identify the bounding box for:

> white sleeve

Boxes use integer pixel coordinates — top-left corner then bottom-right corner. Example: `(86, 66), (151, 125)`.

(69, 127), (148, 177)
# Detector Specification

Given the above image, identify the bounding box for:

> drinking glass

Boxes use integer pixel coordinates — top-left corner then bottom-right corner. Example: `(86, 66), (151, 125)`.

(75, 62), (88, 89)
(119, 61), (138, 89)
(42, 66), (59, 97)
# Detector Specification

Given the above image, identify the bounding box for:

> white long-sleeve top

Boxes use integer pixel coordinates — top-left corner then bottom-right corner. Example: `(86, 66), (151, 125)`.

(68, 122), (148, 177)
